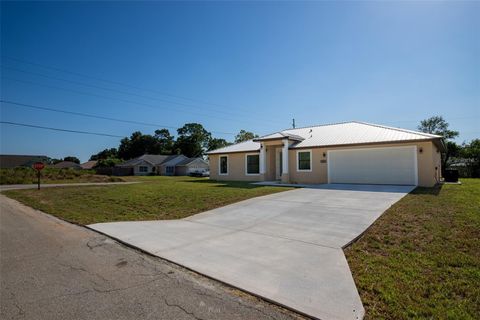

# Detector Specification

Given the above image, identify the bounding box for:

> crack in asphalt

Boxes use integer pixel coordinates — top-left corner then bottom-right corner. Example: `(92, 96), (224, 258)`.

(164, 297), (207, 320)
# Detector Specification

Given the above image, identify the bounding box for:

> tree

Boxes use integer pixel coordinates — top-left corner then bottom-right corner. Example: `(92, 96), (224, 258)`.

(207, 138), (231, 151)
(89, 148), (118, 161)
(95, 157), (122, 168)
(175, 123), (212, 157)
(154, 129), (175, 154)
(418, 116), (459, 140)
(461, 139), (480, 161)
(460, 139), (480, 178)
(235, 130), (259, 143)
(418, 116), (459, 174)
(63, 156), (80, 164)
(118, 131), (162, 160)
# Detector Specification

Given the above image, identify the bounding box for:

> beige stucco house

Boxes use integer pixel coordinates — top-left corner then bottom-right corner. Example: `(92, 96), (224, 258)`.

(207, 121), (445, 187)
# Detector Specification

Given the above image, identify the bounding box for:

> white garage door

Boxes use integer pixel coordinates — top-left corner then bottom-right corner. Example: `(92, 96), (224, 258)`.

(328, 146), (418, 185)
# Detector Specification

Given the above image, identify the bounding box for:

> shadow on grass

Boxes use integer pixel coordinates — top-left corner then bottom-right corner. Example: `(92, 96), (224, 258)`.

(412, 184), (443, 196)
(185, 178), (266, 189)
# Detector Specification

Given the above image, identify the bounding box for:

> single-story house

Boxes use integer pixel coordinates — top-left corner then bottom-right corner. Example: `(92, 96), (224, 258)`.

(51, 161), (82, 169)
(80, 160), (98, 170)
(207, 121), (445, 187)
(175, 157), (209, 176)
(0, 154), (49, 169)
(116, 154), (209, 176)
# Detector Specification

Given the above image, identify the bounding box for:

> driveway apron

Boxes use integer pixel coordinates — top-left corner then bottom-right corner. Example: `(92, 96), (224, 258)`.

(90, 184), (414, 320)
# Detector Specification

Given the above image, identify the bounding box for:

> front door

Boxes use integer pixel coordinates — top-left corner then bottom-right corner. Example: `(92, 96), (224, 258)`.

(275, 148), (283, 180)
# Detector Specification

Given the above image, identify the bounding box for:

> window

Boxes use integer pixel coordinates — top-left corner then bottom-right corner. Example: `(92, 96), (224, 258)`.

(246, 154), (260, 175)
(297, 151), (312, 171)
(166, 166), (175, 174)
(219, 156), (228, 175)
(139, 166), (149, 173)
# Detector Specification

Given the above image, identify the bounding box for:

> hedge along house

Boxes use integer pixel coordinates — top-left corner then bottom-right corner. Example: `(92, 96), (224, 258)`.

(207, 121), (445, 187)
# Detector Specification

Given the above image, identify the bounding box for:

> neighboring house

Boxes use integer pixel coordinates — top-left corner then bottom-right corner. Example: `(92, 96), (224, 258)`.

(175, 157), (209, 176)
(51, 161), (82, 169)
(0, 154), (49, 169)
(207, 121), (445, 187)
(80, 160), (98, 170)
(115, 154), (208, 176)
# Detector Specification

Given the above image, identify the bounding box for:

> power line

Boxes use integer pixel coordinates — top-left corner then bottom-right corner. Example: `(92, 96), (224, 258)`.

(1, 76), (275, 127)
(0, 121), (124, 138)
(1, 65), (282, 124)
(1, 55), (232, 108)
(0, 99), (236, 136)
(1, 56), (286, 125)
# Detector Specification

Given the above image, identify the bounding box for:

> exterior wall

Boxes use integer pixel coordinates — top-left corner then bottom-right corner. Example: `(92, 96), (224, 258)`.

(133, 163), (154, 176)
(265, 145), (281, 180)
(185, 160), (209, 173)
(210, 140), (441, 187)
(176, 166), (187, 176)
(288, 141), (439, 187)
(209, 153), (263, 181)
(157, 165), (175, 176)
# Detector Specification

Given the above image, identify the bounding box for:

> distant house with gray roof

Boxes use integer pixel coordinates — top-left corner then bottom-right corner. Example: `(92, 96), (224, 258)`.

(115, 154), (208, 176)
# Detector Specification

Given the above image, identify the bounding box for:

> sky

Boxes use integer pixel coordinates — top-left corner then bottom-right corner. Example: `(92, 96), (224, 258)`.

(1, 1), (479, 162)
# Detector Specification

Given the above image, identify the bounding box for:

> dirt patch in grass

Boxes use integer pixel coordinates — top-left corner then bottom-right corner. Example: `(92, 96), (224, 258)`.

(344, 179), (480, 319)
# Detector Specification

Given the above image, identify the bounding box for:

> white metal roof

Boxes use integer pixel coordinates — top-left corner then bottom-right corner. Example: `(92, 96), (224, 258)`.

(207, 121), (442, 154)
(207, 139), (260, 154)
(254, 132), (304, 141)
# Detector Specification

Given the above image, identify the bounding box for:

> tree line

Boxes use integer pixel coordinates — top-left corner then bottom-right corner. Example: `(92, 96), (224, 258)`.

(89, 123), (259, 166)
(418, 116), (479, 177)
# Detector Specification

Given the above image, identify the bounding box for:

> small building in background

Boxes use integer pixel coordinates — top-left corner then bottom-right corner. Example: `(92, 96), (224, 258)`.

(175, 157), (209, 176)
(0, 154), (49, 169)
(80, 160), (98, 170)
(51, 161), (82, 169)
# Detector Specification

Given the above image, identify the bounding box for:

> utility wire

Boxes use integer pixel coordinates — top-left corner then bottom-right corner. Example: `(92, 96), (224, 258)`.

(1, 65), (282, 124)
(2, 55), (232, 108)
(0, 121), (124, 138)
(1, 56), (285, 125)
(1, 76), (263, 125)
(0, 100), (236, 136)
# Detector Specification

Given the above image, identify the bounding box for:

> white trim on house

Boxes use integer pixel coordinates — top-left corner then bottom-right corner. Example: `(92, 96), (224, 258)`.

(245, 152), (260, 176)
(259, 143), (266, 174)
(413, 145), (419, 186)
(296, 149), (312, 172)
(219, 155), (229, 176)
(282, 138), (289, 174)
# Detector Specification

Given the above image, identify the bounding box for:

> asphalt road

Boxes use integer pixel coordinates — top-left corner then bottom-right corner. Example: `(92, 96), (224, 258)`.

(0, 194), (302, 320)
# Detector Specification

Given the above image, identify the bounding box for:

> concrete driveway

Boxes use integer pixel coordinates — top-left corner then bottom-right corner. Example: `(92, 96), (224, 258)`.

(90, 184), (414, 320)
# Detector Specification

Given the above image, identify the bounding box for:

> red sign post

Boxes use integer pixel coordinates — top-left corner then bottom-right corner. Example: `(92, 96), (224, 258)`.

(32, 162), (45, 190)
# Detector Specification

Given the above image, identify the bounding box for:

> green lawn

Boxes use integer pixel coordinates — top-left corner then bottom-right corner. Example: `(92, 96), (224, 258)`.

(345, 179), (480, 319)
(3, 176), (292, 225)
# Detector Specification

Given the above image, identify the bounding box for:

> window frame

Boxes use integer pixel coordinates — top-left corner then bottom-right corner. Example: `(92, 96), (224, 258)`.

(245, 153), (260, 176)
(296, 150), (312, 172)
(138, 166), (149, 173)
(219, 155), (229, 175)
